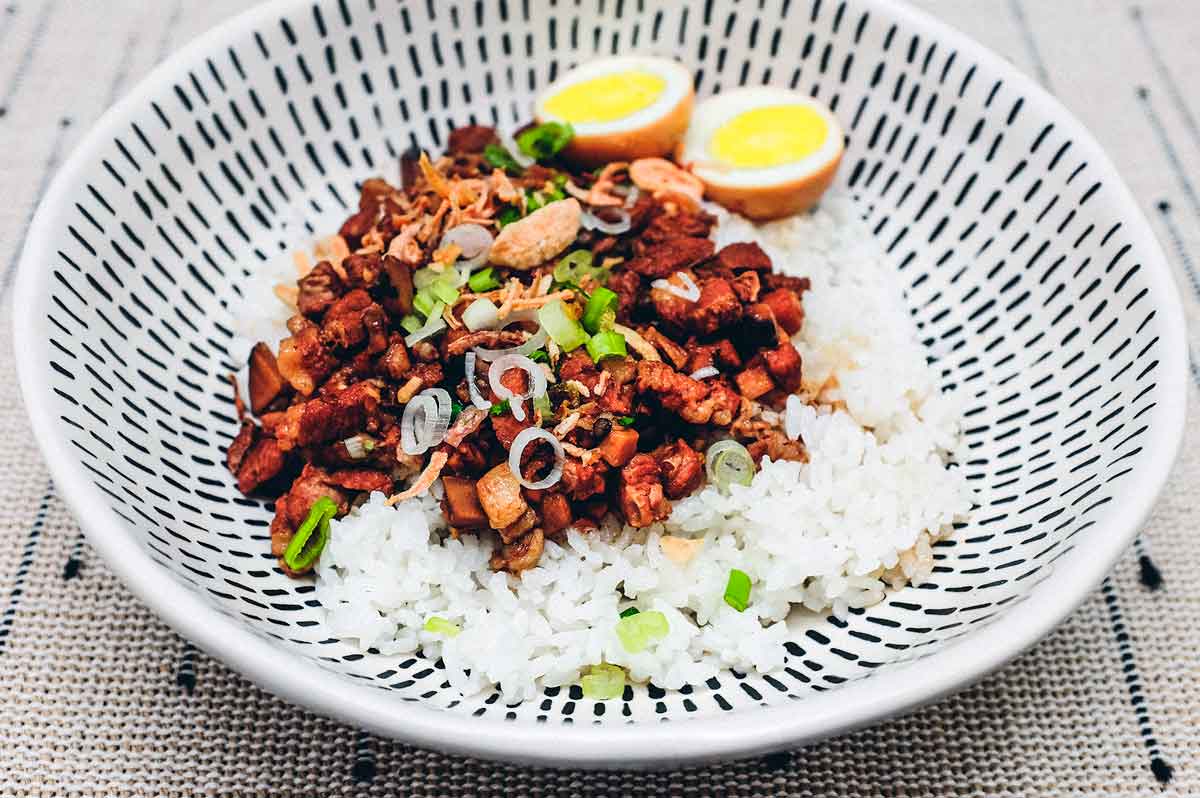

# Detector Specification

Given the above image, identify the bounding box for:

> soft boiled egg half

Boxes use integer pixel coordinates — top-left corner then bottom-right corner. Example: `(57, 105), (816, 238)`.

(533, 56), (694, 168)
(678, 88), (844, 220)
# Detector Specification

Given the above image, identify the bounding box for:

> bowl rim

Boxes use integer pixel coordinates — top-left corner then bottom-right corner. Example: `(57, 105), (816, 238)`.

(13, 0), (1188, 770)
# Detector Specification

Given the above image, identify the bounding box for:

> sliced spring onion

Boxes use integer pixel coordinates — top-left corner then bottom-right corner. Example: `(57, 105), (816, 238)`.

(489, 399), (510, 416)
(462, 297), (500, 332)
(532, 393), (553, 423)
(525, 190), (546, 214)
(705, 439), (755, 492)
(615, 610), (669, 653)
(580, 663), (625, 701)
(689, 366), (720, 381)
(724, 568), (752, 612)
(617, 415), (635, 426)
(400, 314), (423, 334)
(580, 207), (632, 235)
(483, 142), (524, 173)
(618, 607), (640, 619)
(496, 206), (522, 227)
(403, 303), (447, 345)
(508, 426), (565, 490)
(553, 248), (612, 288)
(581, 286), (619, 333)
(468, 266), (501, 292)
(423, 616), (461, 637)
(537, 299), (588, 352)
(413, 267), (441, 291)
(282, 496), (337, 571)
(528, 349), (549, 363)
(515, 121), (574, 161)
(553, 250), (594, 285)
(651, 272), (701, 302)
(343, 434), (375, 460)
(430, 278), (460, 305)
(464, 351), (493, 410)
(441, 223), (493, 269)
(487, 353), (547, 422)
(498, 128), (537, 168)
(585, 330), (627, 363)
(412, 290), (437, 319)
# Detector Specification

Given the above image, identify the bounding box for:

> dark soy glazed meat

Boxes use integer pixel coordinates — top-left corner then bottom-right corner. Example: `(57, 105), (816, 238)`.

(225, 128), (810, 575)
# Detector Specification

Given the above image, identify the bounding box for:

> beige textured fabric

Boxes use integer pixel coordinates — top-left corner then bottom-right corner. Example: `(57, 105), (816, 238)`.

(0, 1), (1198, 795)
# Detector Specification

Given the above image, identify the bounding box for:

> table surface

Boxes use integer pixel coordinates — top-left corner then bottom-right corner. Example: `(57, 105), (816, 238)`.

(1, 1), (1198, 795)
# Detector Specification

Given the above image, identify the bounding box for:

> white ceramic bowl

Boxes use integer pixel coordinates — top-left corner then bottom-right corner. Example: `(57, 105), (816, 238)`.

(13, 0), (1187, 769)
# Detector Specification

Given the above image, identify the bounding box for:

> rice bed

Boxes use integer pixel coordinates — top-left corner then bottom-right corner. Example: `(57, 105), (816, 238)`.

(311, 193), (974, 700)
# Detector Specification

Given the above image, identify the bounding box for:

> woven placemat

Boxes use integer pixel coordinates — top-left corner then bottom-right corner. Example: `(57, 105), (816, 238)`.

(0, 1), (1197, 795)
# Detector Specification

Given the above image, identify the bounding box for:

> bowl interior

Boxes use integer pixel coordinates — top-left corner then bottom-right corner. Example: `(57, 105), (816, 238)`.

(18, 0), (1182, 736)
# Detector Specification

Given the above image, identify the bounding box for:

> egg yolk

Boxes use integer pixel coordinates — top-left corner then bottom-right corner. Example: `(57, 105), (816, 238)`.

(708, 105), (829, 169)
(544, 71), (666, 124)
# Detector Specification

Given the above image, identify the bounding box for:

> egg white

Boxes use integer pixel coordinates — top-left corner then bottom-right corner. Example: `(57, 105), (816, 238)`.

(679, 87), (844, 188)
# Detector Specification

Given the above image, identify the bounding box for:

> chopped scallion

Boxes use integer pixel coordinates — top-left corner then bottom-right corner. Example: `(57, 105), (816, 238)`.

(496, 206), (522, 227)
(413, 266), (441, 291)
(581, 286), (619, 333)
(468, 266), (501, 293)
(483, 143), (523, 173)
(617, 416), (635, 426)
(489, 399), (510, 416)
(423, 616), (461, 637)
(282, 496), (338, 571)
(553, 250), (594, 285)
(724, 569), (752, 612)
(537, 298), (589, 352)
(430, 277), (461, 305)
(516, 121), (574, 161)
(615, 610), (669, 653)
(585, 330), (627, 363)
(400, 315), (423, 334)
(580, 663), (625, 700)
(528, 349), (549, 363)
(705, 439), (756, 492)
(412, 290), (437, 319)
(532, 393), (553, 423)
(618, 607), (640, 619)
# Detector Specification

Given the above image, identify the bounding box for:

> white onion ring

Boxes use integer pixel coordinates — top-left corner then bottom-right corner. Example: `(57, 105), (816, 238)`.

(464, 351), (493, 410)
(651, 271), (701, 302)
(441, 224), (493, 269)
(622, 185), (640, 209)
(580, 208), (632, 235)
(508, 426), (565, 490)
(474, 310), (548, 361)
(499, 128), (535, 168)
(400, 395), (438, 455)
(419, 387), (452, 440)
(488, 354), (547, 422)
(404, 314), (447, 346)
(689, 366), (720, 381)
(462, 297), (500, 332)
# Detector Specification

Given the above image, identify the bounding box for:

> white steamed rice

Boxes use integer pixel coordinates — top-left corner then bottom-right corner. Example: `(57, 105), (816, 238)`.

(283, 192), (976, 700)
